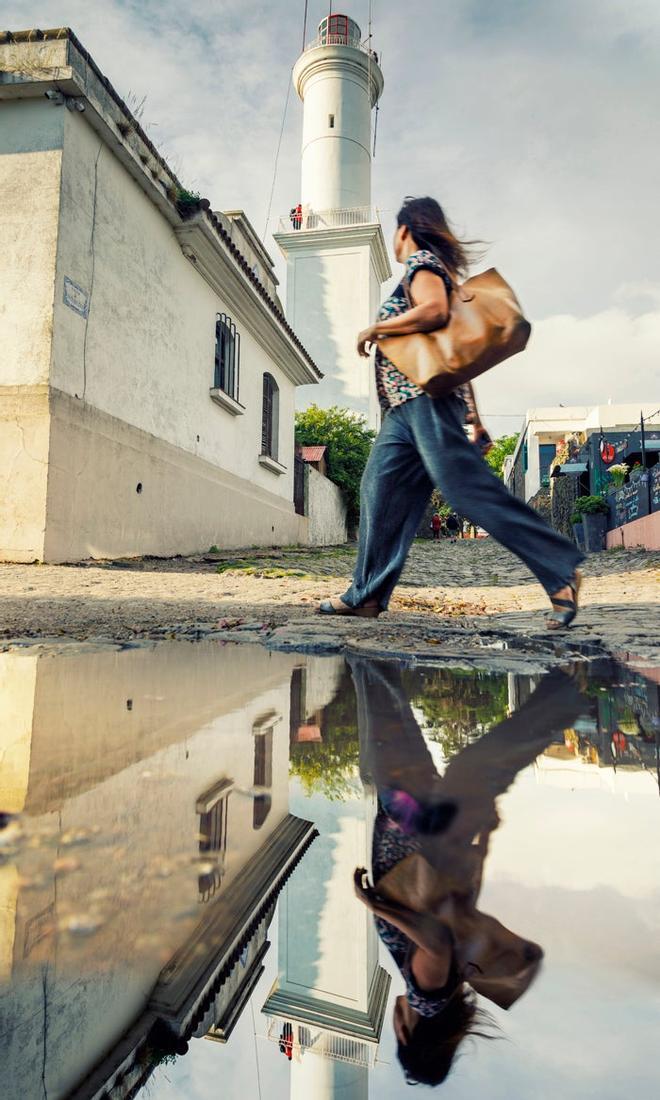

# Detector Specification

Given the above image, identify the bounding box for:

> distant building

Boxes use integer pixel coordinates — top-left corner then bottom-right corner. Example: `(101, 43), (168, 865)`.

(506, 403), (660, 549)
(0, 29), (350, 562)
(506, 404), (660, 502)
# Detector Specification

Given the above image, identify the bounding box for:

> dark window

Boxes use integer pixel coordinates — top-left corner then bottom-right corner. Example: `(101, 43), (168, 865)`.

(522, 440), (528, 474)
(253, 725), (273, 830)
(261, 372), (279, 459)
(329, 113), (335, 128)
(294, 455), (307, 515)
(539, 443), (557, 488)
(215, 314), (240, 402)
(196, 777), (232, 902)
(289, 666), (306, 741)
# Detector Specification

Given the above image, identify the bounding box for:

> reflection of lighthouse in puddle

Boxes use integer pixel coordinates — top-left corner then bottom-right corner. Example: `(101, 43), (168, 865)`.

(263, 668), (390, 1098)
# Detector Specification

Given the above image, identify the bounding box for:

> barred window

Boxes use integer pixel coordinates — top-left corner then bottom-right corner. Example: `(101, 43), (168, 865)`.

(215, 314), (240, 402)
(196, 777), (233, 902)
(252, 713), (276, 831)
(261, 372), (279, 459)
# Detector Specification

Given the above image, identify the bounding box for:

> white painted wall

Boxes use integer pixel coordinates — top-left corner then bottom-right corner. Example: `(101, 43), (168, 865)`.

(0, 99), (64, 560)
(52, 108), (296, 502)
(0, 99), (63, 387)
(307, 466), (347, 545)
(286, 240), (378, 420)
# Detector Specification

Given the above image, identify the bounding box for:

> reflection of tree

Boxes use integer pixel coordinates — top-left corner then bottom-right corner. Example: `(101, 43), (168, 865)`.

(402, 668), (509, 759)
(290, 667), (512, 798)
(289, 669), (361, 800)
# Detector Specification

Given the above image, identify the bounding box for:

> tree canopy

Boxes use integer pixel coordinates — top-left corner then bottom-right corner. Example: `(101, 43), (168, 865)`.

(295, 405), (375, 528)
(484, 433), (519, 480)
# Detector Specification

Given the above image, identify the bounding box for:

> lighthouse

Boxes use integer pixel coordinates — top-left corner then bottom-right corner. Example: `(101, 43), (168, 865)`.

(274, 13), (391, 430)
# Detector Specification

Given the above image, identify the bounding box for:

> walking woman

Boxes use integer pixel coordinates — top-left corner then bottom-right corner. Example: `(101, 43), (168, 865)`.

(319, 197), (583, 627)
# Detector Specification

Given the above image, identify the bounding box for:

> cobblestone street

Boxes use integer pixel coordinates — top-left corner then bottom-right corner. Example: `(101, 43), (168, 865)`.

(1, 540), (658, 669)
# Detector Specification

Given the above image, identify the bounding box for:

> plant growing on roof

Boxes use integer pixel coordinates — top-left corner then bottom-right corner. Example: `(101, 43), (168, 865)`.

(174, 188), (211, 220)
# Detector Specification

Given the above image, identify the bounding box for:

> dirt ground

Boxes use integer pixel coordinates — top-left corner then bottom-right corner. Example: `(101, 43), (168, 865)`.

(1, 540), (658, 668)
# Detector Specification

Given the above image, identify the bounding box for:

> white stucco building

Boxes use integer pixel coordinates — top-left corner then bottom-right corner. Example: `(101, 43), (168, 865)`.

(274, 13), (391, 429)
(505, 403), (660, 502)
(0, 29), (350, 563)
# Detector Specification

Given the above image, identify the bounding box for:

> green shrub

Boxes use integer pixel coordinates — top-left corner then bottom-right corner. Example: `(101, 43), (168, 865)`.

(571, 495), (608, 525)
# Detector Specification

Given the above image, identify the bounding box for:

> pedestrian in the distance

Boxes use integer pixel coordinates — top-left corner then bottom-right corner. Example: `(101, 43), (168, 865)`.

(445, 513), (460, 543)
(431, 512), (442, 541)
(319, 196), (583, 627)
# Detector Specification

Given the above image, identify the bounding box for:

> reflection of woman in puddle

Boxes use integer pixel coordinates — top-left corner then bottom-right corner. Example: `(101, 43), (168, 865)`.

(349, 658), (585, 1086)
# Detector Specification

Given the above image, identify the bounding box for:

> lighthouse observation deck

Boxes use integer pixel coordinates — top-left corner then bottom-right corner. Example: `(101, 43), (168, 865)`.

(277, 204), (380, 234)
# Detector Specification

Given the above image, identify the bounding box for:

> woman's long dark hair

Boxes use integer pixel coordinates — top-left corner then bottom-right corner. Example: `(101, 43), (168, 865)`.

(397, 196), (480, 278)
(397, 985), (498, 1087)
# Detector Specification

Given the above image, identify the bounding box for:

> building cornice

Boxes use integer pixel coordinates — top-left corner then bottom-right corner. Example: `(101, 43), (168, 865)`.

(275, 222), (392, 284)
(176, 217), (321, 386)
(263, 964), (391, 1044)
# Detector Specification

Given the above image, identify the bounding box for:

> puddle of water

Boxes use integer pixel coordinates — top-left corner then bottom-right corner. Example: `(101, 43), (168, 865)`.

(0, 641), (658, 1099)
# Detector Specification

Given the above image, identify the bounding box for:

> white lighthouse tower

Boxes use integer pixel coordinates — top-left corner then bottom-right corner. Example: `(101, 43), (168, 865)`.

(274, 13), (391, 429)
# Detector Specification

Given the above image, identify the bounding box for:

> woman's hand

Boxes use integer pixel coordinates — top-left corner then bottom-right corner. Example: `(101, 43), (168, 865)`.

(357, 326), (378, 358)
(470, 422), (493, 456)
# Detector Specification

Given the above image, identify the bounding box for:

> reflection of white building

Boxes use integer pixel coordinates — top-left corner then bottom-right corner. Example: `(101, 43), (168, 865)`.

(0, 642), (319, 1099)
(274, 13), (391, 428)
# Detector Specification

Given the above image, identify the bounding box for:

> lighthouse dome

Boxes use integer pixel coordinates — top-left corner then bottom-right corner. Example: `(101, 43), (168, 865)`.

(316, 13), (362, 48)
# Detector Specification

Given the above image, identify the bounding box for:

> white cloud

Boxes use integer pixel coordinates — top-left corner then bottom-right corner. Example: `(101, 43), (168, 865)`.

(476, 300), (660, 432)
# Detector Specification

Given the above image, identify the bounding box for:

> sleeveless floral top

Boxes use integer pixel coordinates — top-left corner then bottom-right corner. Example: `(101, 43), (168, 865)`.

(375, 250), (454, 411)
(372, 804), (455, 1017)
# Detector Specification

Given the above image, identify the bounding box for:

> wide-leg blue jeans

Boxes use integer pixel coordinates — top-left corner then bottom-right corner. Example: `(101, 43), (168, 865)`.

(341, 393), (583, 610)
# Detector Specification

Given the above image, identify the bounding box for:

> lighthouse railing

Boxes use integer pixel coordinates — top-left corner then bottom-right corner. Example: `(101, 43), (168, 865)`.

(265, 1017), (376, 1066)
(277, 205), (380, 233)
(305, 33), (374, 54)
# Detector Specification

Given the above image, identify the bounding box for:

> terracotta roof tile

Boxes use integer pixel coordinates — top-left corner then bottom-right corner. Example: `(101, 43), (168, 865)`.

(299, 445), (327, 462)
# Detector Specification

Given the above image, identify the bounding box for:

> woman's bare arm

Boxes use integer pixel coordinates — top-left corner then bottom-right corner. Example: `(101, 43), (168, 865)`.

(357, 270), (449, 356)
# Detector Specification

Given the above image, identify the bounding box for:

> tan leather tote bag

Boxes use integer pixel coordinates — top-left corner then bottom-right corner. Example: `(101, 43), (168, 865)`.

(380, 268), (532, 398)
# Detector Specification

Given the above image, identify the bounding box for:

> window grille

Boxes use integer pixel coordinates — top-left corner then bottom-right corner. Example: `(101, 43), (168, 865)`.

(215, 314), (240, 402)
(261, 372), (279, 459)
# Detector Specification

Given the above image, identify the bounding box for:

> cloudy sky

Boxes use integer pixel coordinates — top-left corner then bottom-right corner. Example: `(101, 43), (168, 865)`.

(6, 0), (660, 432)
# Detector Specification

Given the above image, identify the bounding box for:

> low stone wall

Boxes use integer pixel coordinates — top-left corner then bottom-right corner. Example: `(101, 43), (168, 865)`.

(528, 487), (551, 521)
(551, 475), (581, 539)
(306, 466), (347, 546)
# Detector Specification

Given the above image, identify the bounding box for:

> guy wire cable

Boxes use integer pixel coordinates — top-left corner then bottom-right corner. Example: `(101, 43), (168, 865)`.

(263, 0), (311, 240)
(262, 65), (293, 241)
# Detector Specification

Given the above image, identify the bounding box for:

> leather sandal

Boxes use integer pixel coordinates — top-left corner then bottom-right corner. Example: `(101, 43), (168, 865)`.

(546, 570), (582, 631)
(319, 597), (382, 619)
